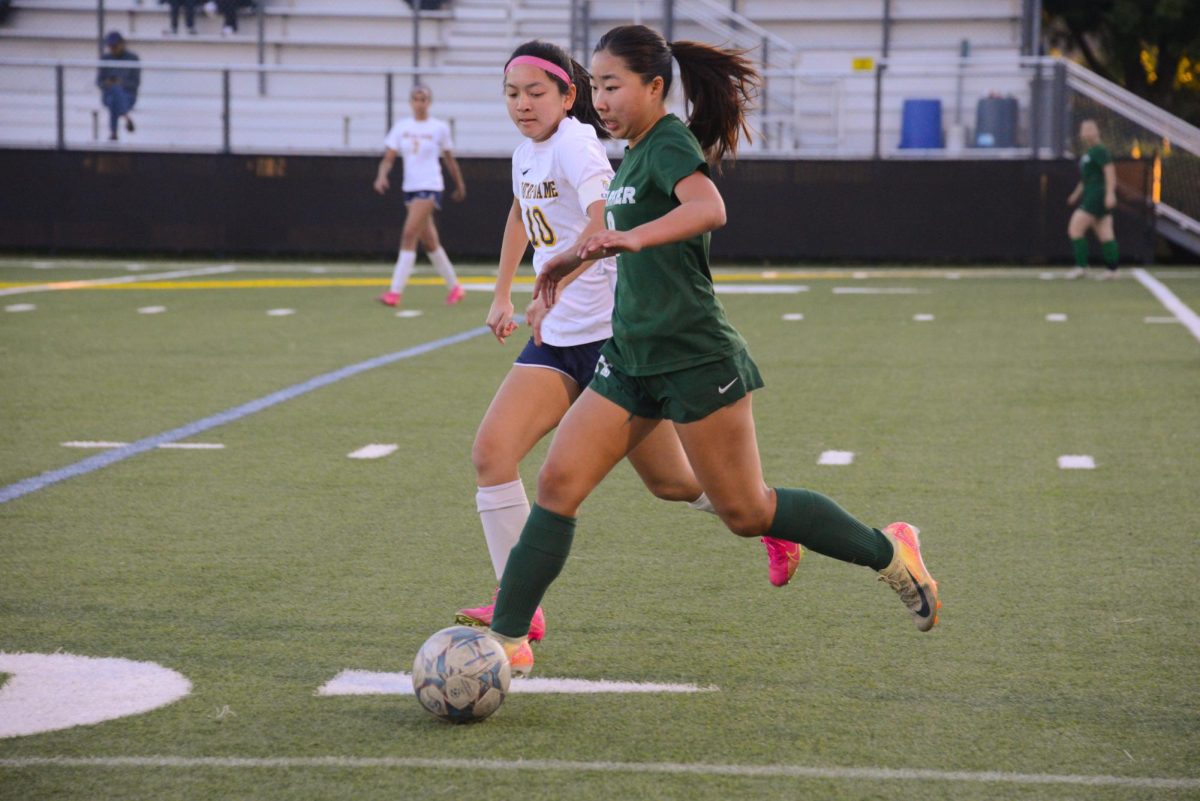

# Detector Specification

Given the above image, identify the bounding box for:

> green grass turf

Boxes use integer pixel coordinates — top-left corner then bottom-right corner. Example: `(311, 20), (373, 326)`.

(1, 260), (1198, 800)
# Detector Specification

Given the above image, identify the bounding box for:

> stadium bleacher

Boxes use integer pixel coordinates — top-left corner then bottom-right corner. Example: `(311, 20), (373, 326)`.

(0, 0), (1032, 155)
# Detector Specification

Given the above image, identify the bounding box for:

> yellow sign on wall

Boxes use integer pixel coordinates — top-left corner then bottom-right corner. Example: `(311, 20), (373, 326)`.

(852, 57), (875, 71)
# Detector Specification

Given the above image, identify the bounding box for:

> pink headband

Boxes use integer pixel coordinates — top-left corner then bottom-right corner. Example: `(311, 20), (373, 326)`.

(505, 55), (573, 87)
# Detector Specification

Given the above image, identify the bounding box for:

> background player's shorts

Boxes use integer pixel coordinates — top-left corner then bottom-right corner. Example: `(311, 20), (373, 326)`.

(1079, 196), (1110, 218)
(588, 348), (765, 424)
(404, 190), (442, 209)
(514, 337), (606, 389)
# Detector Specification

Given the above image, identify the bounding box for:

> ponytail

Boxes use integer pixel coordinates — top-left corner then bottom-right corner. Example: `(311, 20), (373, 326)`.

(669, 41), (758, 165)
(595, 24), (759, 165)
(505, 40), (610, 140)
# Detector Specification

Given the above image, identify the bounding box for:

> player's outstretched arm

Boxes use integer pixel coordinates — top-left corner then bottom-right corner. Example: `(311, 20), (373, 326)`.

(442, 151), (467, 202)
(1066, 181), (1082, 206)
(489, 199), (529, 343)
(577, 171), (724, 261)
(374, 149), (397, 195)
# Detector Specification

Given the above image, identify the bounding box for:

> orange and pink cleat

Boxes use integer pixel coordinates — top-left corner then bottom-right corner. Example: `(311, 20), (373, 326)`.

(878, 522), (941, 631)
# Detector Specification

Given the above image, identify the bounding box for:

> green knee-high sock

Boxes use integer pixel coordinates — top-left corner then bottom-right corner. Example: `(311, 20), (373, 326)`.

(1071, 238), (1089, 268)
(767, 488), (893, 570)
(491, 504), (575, 638)
(1102, 239), (1119, 270)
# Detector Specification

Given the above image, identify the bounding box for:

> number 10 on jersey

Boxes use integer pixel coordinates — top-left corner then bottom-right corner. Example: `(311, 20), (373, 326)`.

(525, 206), (556, 248)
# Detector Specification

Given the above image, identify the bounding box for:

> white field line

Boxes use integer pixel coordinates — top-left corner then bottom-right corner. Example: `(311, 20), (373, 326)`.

(714, 284), (808, 294)
(913, 314), (935, 321)
(832, 287), (925, 295)
(0, 265), (237, 297)
(818, 450), (855, 465)
(319, 670), (714, 696)
(0, 756), (1195, 790)
(1058, 455), (1096, 470)
(1046, 313), (1068, 322)
(347, 444), (398, 460)
(1133, 269), (1200, 345)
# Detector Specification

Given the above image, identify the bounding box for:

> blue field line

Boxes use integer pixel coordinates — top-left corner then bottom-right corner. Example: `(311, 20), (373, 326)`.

(0, 325), (492, 505)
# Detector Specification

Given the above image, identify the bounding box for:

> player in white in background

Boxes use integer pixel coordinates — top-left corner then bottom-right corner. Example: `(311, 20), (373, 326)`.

(373, 84), (468, 308)
(455, 41), (802, 675)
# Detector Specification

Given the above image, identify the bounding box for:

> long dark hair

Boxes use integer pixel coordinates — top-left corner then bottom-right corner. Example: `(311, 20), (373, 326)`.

(594, 24), (758, 165)
(505, 40), (609, 140)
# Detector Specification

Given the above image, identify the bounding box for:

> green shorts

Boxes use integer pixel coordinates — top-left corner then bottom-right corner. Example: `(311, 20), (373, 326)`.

(588, 348), (765, 424)
(1079, 196), (1110, 218)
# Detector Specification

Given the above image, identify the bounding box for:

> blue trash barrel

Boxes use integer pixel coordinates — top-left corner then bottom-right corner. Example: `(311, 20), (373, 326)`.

(975, 96), (1018, 147)
(899, 99), (943, 148)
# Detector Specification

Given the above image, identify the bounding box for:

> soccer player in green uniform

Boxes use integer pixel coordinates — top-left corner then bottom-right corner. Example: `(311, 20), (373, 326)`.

(485, 25), (941, 673)
(1065, 119), (1119, 279)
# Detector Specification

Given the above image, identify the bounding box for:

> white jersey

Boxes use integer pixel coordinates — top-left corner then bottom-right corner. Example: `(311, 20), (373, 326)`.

(511, 116), (617, 347)
(384, 117), (453, 192)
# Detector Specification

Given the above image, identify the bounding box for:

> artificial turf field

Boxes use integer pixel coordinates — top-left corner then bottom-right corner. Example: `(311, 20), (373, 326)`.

(1, 257), (1198, 800)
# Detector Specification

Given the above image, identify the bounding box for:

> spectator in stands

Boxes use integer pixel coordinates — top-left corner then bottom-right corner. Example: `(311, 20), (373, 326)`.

(206, 0), (253, 36)
(95, 32), (140, 142)
(161, 0), (198, 35)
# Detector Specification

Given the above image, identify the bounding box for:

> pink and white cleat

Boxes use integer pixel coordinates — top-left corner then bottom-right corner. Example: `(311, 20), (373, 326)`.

(445, 284), (466, 305)
(761, 536), (803, 587)
(456, 594), (546, 642)
(378, 291), (401, 307)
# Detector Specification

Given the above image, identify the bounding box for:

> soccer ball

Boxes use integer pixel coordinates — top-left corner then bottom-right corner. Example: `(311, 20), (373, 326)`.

(412, 625), (510, 723)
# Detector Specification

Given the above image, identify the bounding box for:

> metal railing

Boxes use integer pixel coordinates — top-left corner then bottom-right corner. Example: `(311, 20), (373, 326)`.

(1, 55), (1075, 158)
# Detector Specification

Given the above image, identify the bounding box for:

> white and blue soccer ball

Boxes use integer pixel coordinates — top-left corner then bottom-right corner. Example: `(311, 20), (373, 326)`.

(412, 625), (510, 723)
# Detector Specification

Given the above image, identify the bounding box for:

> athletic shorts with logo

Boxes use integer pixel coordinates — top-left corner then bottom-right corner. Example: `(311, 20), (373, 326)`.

(515, 337), (605, 389)
(588, 348), (764, 424)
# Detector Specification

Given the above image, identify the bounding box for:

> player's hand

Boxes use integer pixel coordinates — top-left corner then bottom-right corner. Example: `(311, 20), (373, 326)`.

(1105, 193), (1116, 210)
(451, 186), (466, 203)
(525, 296), (549, 347)
(577, 229), (639, 260)
(486, 298), (518, 343)
(373, 176), (389, 195)
(532, 251), (581, 309)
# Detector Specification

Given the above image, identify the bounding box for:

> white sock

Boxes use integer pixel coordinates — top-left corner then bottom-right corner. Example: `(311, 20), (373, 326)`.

(428, 246), (459, 288)
(476, 479), (530, 580)
(688, 492), (716, 515)
(390, 250), (417, 294)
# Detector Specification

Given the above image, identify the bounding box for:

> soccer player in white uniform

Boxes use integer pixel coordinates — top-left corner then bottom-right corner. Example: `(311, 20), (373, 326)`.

(455, 41), (802, 675)
(373, 84), (467, 308)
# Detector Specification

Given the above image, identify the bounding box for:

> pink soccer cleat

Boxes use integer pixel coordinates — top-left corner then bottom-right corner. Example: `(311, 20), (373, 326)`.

(445, 284), (466, 305)
(378, 291), (401, 307)
(456, 593), (546, 642)
(761, 536), (803, 587)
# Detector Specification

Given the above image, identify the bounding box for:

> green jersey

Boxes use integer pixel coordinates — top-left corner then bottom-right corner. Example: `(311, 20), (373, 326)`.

(1079, 144), (1111, 216)
(601, 114), (746, 376)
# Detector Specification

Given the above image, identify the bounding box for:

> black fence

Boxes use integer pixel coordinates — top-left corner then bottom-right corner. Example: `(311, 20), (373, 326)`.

(0, 149), (1155, 264)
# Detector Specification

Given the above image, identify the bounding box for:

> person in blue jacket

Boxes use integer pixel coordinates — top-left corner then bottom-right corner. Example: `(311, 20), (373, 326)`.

(96, 32), (140, 142)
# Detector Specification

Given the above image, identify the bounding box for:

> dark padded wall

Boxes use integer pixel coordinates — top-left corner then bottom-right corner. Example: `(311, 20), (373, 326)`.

(0, 149), (1152, 263)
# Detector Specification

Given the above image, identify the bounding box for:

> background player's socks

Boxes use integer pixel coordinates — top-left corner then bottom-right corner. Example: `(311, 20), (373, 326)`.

(1071, 238), (1089, 268)
(767, 487), (893, 570)
(390, 250), (417, 294)
(429, 246), (460, 288)
(491, 504), (575, 639)
(1102, 239), (1119, 270)
(476, 479), (530, 580)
